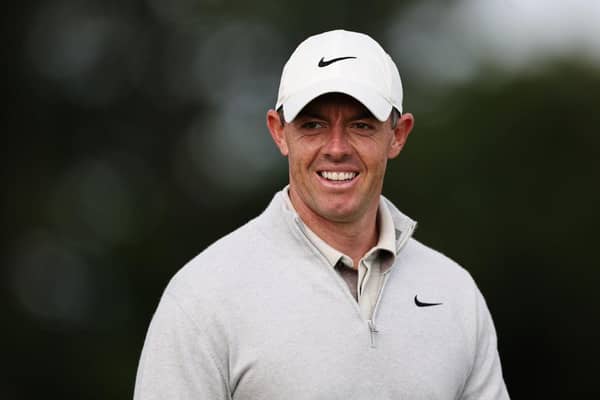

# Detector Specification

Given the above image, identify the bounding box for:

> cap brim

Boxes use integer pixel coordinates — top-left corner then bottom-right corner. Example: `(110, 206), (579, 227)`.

(279, 78), (394, 123)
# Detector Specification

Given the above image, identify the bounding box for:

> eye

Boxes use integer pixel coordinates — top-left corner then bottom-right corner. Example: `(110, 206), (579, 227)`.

(300, 121), (326, 130)
(352, 122), (372, 129)
(350, 121), (375, 134)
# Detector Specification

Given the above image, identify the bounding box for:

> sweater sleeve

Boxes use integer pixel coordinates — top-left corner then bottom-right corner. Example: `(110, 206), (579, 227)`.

(133, 291), (231, 400)
(460, 285), (510, 400)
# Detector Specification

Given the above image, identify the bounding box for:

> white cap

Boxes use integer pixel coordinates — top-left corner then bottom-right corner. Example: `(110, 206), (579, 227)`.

(275, 29), (403, 123)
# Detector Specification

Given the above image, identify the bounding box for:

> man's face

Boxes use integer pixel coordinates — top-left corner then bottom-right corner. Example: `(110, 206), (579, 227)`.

(267, 94), (414, 226)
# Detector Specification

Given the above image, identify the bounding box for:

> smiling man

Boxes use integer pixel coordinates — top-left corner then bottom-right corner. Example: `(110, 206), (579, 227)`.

(134, 30), (510, 400)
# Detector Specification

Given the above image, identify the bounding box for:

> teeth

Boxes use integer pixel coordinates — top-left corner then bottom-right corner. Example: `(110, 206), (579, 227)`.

(320, 171), (357, 181)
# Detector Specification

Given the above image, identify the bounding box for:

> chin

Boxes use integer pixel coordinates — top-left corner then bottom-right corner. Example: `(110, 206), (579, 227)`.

(319, 206), (361, 223)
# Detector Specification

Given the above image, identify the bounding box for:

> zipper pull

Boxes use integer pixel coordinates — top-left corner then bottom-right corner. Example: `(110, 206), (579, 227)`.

(368, 320), (378, 348)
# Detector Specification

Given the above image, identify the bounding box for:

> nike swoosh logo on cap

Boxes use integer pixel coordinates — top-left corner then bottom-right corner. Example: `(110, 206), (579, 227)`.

(318, 56), (357, 67)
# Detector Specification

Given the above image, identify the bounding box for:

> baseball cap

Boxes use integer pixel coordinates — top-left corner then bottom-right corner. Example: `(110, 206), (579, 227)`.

(275, 29), (403, 123)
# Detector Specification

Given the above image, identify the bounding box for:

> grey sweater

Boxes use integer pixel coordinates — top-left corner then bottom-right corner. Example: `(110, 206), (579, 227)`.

(134, 191), (509, 399)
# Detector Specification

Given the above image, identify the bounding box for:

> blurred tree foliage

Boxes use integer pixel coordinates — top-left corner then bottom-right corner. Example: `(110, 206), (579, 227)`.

(2, 0), (599, 398)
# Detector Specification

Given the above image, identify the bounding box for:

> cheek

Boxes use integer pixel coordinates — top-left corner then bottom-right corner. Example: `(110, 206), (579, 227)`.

(363, 149), (392, 182)
(359, 141), (391, 167)
(288, 141), (319, 166)
(287, 151), (309, 181)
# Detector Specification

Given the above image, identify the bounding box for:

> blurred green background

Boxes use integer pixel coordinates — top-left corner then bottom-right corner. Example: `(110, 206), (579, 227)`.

(3, 0), (599, 398)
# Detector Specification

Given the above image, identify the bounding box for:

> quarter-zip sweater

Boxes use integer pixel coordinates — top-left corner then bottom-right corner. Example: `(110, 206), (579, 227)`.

(134, 190), (510, 400)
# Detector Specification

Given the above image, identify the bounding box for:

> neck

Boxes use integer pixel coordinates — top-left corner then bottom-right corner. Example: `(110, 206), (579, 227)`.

(289, 192), (379, 268)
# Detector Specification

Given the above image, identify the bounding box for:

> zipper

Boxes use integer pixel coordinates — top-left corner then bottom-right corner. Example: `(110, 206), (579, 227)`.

(367, 272), (391, 348)
(368, 319), (378, 348)
(372, 272), (390, 321)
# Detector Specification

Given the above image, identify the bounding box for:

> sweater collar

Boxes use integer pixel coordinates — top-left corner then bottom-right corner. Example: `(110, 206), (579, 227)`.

(278, 186), (416, 269)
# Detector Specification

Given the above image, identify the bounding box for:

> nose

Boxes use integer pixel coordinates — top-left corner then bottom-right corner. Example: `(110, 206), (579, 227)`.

(322, 123), (352, 160)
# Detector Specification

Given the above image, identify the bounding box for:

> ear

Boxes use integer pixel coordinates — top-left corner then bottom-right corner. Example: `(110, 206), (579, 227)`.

(266, 109), (289, 156)
(388, 112), (415, 159)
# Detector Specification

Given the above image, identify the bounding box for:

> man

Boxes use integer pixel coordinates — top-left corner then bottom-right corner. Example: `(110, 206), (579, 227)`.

(134, 30), (509, 399)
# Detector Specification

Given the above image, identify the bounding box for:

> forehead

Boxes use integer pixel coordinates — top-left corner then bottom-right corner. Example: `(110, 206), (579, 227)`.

(297, 93), (375, 119)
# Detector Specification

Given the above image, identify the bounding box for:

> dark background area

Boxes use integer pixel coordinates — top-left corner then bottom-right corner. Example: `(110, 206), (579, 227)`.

(3, 0), (599, 398)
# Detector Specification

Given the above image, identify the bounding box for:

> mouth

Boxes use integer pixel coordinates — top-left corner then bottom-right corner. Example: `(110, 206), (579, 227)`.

(318, 171), (358, 182)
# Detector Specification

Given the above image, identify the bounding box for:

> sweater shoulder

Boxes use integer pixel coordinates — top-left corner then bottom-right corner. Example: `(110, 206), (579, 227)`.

(171, 217), (266, 283)
(400, 237), (477, 289)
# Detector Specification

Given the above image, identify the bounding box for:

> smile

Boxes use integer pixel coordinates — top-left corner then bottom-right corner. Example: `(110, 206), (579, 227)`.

(318, 171), (358, 181)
